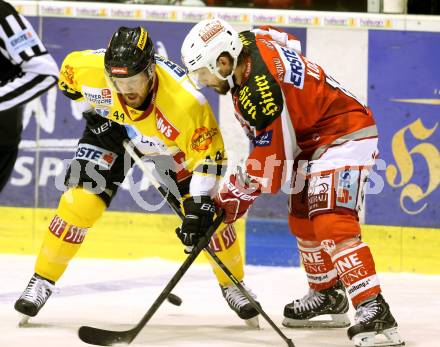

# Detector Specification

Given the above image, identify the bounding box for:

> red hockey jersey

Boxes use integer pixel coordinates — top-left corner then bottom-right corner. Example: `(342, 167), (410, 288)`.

(231, 27), (377, 193)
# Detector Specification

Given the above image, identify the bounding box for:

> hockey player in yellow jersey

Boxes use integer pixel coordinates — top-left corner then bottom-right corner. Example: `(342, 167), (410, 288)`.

(14, 26), (259, 326)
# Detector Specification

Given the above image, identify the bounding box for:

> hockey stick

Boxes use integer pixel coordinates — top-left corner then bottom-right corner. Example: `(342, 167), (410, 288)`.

(77, 141), (225, 346)
(202, 247), (295, 347)
(78, 213), (224, 346)
(118, 141), (295, 347)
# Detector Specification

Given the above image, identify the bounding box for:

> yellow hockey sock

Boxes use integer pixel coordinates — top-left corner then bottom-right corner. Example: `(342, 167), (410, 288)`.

(205, 223), (244, 286)
(35, 188), (106, 282)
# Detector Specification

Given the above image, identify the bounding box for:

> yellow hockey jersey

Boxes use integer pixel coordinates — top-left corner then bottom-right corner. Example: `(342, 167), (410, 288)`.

(58, 49), (225, 194)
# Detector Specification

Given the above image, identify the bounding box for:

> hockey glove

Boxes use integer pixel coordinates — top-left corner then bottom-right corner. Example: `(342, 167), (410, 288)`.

(83, 110), (128, 154)
(214, 174), (261, 224)
(176, 196), (216, 247)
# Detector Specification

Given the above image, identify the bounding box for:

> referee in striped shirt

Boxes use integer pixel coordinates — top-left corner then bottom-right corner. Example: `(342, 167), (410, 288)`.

(0, 0), (58, 192)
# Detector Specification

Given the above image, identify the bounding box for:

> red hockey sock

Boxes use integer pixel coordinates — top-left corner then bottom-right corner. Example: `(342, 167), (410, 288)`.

(332, 242), (381, 306)
(298, 241), (338, 291)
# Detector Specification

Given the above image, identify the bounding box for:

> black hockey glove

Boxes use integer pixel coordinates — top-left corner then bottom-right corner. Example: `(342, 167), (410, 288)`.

(176, 196), (216, 247)
(83, 110), (128, 154)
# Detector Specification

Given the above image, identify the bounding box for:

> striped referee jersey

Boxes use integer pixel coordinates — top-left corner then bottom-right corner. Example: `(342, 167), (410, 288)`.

(0, 0), (58, 112)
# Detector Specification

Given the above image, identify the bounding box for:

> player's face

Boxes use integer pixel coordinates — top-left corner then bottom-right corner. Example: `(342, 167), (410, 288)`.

(109, 67), (155, 108)
(188, 67), (230, 95)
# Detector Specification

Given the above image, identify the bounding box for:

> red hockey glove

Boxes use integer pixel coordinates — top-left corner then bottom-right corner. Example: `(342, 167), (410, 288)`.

(214, 174), (261, 224)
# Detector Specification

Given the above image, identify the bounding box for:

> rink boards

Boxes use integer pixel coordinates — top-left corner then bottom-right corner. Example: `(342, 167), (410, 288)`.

(1, 206), (440, 274)
(1, 1), (439, 274)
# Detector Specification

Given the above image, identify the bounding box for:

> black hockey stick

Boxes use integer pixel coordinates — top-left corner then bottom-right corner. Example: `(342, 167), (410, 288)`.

(78, 215), (224, 346)
(78, 141), (225, 346)
(118, 141), (295, 347)
(202, 247), (295, 347)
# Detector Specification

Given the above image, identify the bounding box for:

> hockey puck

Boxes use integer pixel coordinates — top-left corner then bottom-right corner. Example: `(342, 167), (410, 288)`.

(167, 293), (182, 306)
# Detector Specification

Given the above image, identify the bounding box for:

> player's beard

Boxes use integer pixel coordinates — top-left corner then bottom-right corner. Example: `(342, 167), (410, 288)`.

(123, 93), (143, 108)
(213, 79), (231, 95)
(123, 77), (154, 109)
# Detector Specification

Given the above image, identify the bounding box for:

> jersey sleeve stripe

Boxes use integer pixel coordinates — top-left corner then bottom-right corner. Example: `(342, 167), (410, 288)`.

(19, 50), (30, 62)
(61, 88), (83, 101)
(0, 74), (47, 100)
(0, 14), (14, 37)
(0, 25), (9, 52)
(13, 11), (27, 30)
(0, 74), (56, 111)
(5, 13), (23, 35)
(0, 44), (9, 59)
(34, 42), (46, 55)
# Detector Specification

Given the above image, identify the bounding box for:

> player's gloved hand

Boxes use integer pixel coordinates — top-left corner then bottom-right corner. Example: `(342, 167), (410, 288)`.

(83, 110), (128, 154)
(176, 196), (216, 247)
(214, 173), (261, 224)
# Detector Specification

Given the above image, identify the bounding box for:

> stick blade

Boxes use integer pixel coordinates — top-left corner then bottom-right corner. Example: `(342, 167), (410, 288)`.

(78, 326), (135, 346)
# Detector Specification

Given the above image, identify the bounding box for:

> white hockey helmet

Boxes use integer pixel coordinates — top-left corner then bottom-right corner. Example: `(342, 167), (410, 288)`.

(181, 18), (243, 88)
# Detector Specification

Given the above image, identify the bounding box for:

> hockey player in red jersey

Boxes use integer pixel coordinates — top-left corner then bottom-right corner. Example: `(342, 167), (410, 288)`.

(181, 18), (404, 347)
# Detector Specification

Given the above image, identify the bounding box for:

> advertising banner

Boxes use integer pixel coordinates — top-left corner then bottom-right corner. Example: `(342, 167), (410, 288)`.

(367, 30), (440, 228)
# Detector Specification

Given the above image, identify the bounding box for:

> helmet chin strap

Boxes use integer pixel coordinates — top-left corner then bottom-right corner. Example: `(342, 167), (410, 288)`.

(226, 58), (240, 89)
(226, 75), (235, 89)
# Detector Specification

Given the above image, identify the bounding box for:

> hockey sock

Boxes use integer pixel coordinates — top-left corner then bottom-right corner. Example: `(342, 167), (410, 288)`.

(289, 215), (338, 291)
(206, 223), (244, 286)
(298, 240), (338, 291)
(331, 241), (381, 307)
(35, 188), (106, 282)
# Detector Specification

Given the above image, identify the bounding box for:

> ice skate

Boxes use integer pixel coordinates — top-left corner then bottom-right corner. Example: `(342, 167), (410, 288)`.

(14, 273), (55, 325)
(348, 294), (404, 347)
(221, 281), (260, 328)
(283, 280), (350, 328)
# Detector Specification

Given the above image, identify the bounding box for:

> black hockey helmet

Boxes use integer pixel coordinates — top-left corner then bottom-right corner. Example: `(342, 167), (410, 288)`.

(104, 26), (155, 78)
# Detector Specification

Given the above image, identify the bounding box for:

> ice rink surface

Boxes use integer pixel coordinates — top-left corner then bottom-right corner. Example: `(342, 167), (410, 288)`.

(1, 255), (439, 347)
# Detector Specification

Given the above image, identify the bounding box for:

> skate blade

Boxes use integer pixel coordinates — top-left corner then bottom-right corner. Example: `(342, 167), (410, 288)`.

(282, 313), (351, 329)
(18, 314), (31, 327)
(245, 316), (260, 329)
(353, 327), (405, 347)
